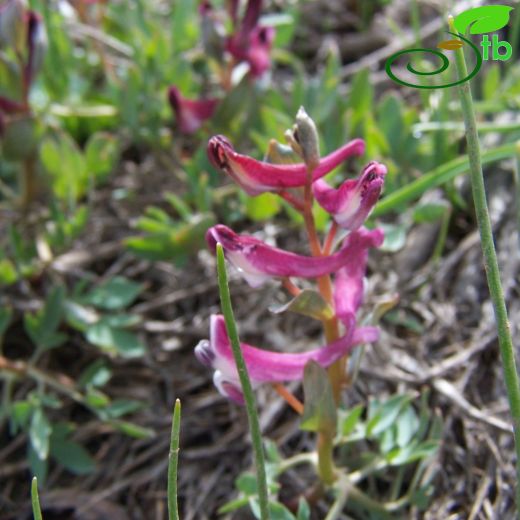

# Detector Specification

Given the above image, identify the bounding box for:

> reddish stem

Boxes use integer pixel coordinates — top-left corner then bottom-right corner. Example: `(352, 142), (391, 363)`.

(272, 383), (304, 415)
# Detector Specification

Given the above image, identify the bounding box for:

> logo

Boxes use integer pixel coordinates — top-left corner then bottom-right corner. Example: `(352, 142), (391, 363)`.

(385, 5), (515, 89)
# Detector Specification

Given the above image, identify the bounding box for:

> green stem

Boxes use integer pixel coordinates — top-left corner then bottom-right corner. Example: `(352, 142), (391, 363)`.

(317, 430), (336, 485)
(216, 245), (270, 520)
(452, 19), (520, 510)
(514, 144), (520, 245)
(167, 399), (181, 520)
(31, 477), (43, 520)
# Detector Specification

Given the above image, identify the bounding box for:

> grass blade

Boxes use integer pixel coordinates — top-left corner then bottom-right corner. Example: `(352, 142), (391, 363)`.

(216, 244), (270, 520)
(167, 399), (181, 520)
(31, 477), (43, 520)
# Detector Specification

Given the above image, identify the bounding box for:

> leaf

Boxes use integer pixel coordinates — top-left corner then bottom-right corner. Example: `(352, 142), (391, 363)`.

(454, 5), (513, 35)
(29, 408), (52, 460)
(244, 192), (281, 221)
(300, 361), (337, 434)
(24, 287), (67, 350)
(296, 498), (311, 520)
(396, 405), (420, 448)
(269, 289), (335, 321)
(249, 498), (296, 520)
(50, 434), (96, 474)
(78, 360), (111, 388)
(236, 473), (259, 496)
(83, 276), (142, 311)
(85, 322), (146, 358)
(0, 259), (18, 285)
(109, 420), (154, 439)
(412, 203), (448, 224)
(103, 399), (143, 418)
(341, 404), (364, 436)
(367, 393), (415, 437)
(85, 132), (120, 184)
(379, 223), (408, 252)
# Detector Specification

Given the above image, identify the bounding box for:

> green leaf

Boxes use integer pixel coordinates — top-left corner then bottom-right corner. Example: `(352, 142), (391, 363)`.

(379, 223), (407, 252)
(10, 401), (33, 433)
(109, 420), (154, 439)
(50, 435), (96, 474)
(396, 405), (420, 448)
(78, 360), (111, 388)
(85, 132), (120, 184)
(24, 287), (66, 350)
(386, 440), (439, 465)
(367, 393), (415, 437)
(85, 322), (146, 358)
(301, 361), (337, 434)
(341, 404), (364, 436)
(83, 277), (142, 311)
(296, 498), (310, 520)
(218, 497), (249, 514)
(29, 408), (52, 460)
(244, 192), (281, 221)
(40, 132), (88, 202)
(412, 203), (448, 224)
(0, 259), (18, 285)
(454, 5), (514, 35)
(236, 473), (259, 496)
(269, 289), (335, 321)
(103, 399), (143, 418)
(249, 498), (296, 520)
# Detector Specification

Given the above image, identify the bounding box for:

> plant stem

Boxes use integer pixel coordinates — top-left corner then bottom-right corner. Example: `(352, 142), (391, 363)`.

(272, 383), (304, 414)
(216, 245), (270, 520)
(167, 399), (181, 520)
(317, 430), (336, 485)
(31, 477), (43, 520)
(451, 18), (520, 510)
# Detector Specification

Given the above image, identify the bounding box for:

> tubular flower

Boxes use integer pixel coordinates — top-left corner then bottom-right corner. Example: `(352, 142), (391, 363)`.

(207, 135), (365, 196)
(206, 224), (370, 288)
(333, 228), (385, 327)
(313, 161), (387, 231)
(168, 86), (219, 134)
(195, 314), (379, 404)
(225, 0), (274, 77)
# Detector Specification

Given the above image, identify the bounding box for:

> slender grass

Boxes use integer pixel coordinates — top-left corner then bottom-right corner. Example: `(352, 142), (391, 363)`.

(216, 244), (270, 520)
(167, 399), (181, 520)
(451, 18), (520, 511)
(31, 477), (43, 520)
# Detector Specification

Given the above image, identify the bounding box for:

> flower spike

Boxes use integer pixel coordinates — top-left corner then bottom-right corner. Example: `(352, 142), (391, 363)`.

(333, 228), (384, 326)
(207, 224), (368, 287)
(313, 161), (387, 231)
(168, 86), (219, 134)
(207, 135), (365, 196)
(195, 314), (379, 403)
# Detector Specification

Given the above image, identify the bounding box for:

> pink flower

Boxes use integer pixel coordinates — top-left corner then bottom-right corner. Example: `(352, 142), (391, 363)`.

(206, 224), (368, 287)
(333, 228), (384, 327)
(168, 86), (219, 134)
(313, 162), (387, 231)
(225, 0), (274, 77)
(207, 135), (365, 196)
(195, 314), (379, 403)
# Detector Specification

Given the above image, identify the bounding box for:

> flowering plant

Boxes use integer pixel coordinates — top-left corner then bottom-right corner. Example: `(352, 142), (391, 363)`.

(194, 108), (424, 518)
(168, 0), (275, 133)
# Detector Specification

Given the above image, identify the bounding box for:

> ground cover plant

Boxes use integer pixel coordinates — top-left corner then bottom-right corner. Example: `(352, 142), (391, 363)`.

(1, 0), (520, 518)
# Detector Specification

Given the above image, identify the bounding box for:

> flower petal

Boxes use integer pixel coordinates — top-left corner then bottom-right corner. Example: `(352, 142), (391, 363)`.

(207, 135), (365, 196)
(168, 86), (219, 134)
(206, 224), (368, 287)
(333, 228), (384, 326)
(313, 161), (387, 231)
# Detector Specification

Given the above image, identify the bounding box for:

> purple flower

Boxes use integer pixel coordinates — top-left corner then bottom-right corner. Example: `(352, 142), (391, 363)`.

(313, 161), (387, 231)
(206, 224), (369, 287)
(168, 86), (219, 134)
(207, 135), (365, 196)
(195, 314), (379, 403)
(225, 0), (274, 77)
(333, 228), (384, 327)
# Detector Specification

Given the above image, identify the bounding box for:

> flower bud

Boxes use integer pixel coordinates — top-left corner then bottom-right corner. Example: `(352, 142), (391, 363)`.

(293, 106), (320, 170)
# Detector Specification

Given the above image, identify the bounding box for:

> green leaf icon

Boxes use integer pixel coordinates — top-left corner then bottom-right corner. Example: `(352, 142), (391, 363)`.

(454, 5), (514, 35)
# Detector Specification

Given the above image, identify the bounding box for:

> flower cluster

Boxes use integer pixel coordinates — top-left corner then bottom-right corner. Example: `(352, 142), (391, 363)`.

(0, 0), (47, 134)
(168, 0), (274, 134)
(196, 108), (386, 403)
